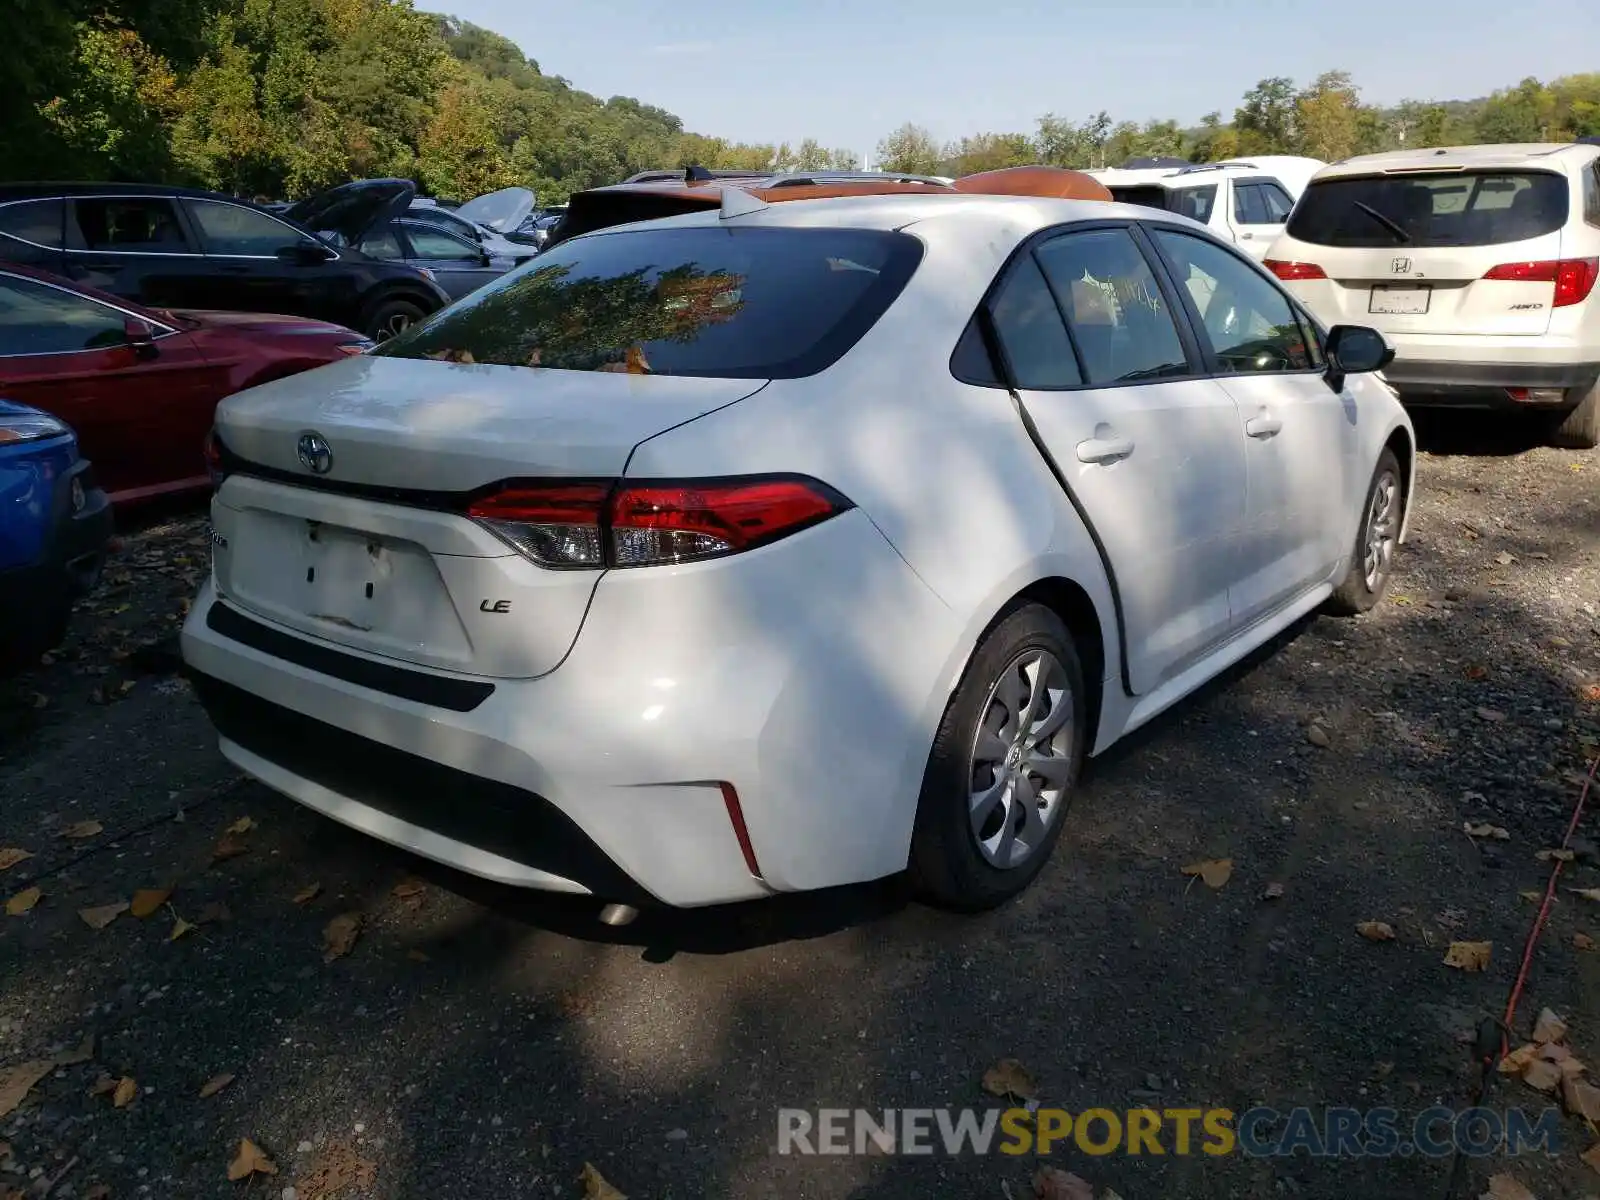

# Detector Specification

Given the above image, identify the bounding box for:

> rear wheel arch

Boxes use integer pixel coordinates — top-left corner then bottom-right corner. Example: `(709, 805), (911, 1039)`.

(358, 284), (440, 326)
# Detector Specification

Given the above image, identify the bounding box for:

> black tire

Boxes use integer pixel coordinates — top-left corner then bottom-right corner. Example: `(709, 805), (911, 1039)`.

(910, 604), (1086, 911)
(363, 296), (427, 343)
(1325, 447), (1403, 617)
(1549, 383), (1600, 451)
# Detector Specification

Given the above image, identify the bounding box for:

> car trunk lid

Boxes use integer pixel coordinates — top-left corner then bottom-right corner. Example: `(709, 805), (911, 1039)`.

(210, 357), (766, 678)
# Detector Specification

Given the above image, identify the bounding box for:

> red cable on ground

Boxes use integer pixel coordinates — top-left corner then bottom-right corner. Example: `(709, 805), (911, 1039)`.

(1499, 749), (1599, 1057)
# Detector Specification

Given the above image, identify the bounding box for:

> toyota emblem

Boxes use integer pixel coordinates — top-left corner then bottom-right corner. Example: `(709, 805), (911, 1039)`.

(297, 432), (333, 475)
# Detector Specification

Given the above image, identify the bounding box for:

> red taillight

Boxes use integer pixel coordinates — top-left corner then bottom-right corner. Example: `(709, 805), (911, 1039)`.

(1265, 259), (1327, 281)
(1481, 257), (1599, 307)
(467, 483), (609, 568)
(203, 429), (227, 487)
(466, 476), (850, 569)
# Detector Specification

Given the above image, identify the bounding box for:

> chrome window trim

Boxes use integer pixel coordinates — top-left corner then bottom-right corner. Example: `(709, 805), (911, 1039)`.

(0, 266), (181, 359)
(185, 197), (343, 261)
(0, 194), (341, 261)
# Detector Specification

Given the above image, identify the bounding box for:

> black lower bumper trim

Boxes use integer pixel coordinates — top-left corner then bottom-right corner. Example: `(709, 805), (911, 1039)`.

(188, 672), (651, 905)
(205, 600), (494, 713)
(1384, 359), (1599, 406)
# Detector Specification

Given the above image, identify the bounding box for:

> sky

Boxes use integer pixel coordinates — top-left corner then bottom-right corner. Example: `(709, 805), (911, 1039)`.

(439, 0), (1599, 158)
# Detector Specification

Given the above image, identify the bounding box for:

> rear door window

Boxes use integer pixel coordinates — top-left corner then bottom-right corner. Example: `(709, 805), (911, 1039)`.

(1034, 227), (1191, 385)
(0, 272), (130, 355)
(1233, 183), (1269, 225)
(1107, 186), (1171, 212)
(70, 197), (194, 253)
(1259, 181), (1295, 222)
(0, 199), (66, 249)
(374, 225), (923, 379)
(1286, 171), (1569, 247)
(966, 255), (1082, 388)
(401, 222), (481, 262)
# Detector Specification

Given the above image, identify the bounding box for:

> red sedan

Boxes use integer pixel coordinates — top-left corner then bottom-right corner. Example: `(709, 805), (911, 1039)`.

(0, 262), (371, 503)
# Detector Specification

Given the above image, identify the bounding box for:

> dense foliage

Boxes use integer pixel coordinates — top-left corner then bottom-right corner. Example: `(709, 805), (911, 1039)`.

(3, 1), (1595, 202)
(880, 71), (1600, 176)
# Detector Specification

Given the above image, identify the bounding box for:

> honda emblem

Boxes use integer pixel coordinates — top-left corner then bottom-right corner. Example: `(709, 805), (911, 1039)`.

(1391, 257), (1412, 274)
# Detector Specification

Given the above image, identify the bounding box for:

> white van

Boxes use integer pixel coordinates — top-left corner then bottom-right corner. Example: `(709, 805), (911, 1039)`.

(1264, 143), (1600, 448)
(1090, 159), (1325, 261)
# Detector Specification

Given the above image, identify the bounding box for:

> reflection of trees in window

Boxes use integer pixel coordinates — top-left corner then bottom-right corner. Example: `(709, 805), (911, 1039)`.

(384, 260), (747, 373)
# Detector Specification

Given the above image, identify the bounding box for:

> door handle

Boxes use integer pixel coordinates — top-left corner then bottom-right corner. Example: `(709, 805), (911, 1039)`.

(1075, 434), (1135, 464)
(1245, 410), (1283, 439)
(1240, 232), (1254, 240)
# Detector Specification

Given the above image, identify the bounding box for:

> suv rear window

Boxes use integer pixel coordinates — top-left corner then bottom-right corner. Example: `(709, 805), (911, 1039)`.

(373, 225), (924, 378)
(1287, 170), (1569, 248)
(1108, 186), (1169, 211)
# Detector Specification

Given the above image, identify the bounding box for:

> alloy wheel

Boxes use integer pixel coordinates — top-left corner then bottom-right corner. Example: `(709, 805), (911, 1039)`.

(967, 648), (1076, 869)
(1362, 469), (1399, 592)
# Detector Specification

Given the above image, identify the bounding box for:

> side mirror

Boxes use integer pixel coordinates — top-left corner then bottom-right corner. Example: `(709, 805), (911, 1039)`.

(477, 250), (492, 267)
(1324, 324), (1394, 390)
(277, 240), (333, 266)
(124, 317), (158, 360)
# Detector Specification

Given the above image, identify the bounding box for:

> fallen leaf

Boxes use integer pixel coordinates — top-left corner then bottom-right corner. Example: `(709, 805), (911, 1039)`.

(169, 916), (196, 942)
(0, 1060), (54, 1118)
(579, 1162), (625, 1200)
(1463, 822), (1511, 840)
(210, 835), (247, 863)
(323, 912), (362, 962)
(1538, 848), (1576, 863)
(1306, 724), (1331, 748)
(392, 879), (426, 905)
(1523, 1058), (1563, 1092)
(199, 1073), (234, 1099)
(1476, 707), (1507, 723)
(1032, 1165), (1094, 1200)
(78, 902), (129, 930)
(129, 889), (171, 918)
(0, 849), (32, 872)
(227, 1138), (277, 1182)
(226, 817), (255, 836)
(1576, 932), (1596, 952)
(1261, 882), (1285, 900)
(291, 883), (321, 905)
(406, 949), (430, 963)
(1481, 1174), (1536, 1200)
(1584, 1142), (1600, 1174)
(1519, 890), (1548, 903)
(111, 1077), (136, 1108)
(84, 1185), (110, 1200)
(292, 1140), (376, 1197)
(5, 887), (41, 916)
(1180, 859), (1233, 889)
(1464, 664), (1488, 680)
(88, 1075), (118, 1097)
(61, 820), (103, 840)
(197, 902), (232, 924)
(1532, 1008), (1568, 1045)
(1444, 941), (1492, 971)
(55, 1033), (95, 1066)
(1565, 1075), (1600, 1122)
(1357, 921), (1397, 942)
(981, 1057), (1037, 1101)
(1493, 551), (1516, 566)
(1571, 888), (1600, 903)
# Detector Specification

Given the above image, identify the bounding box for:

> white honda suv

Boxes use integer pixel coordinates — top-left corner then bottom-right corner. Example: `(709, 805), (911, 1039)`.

(1265, 142), (1600, 447)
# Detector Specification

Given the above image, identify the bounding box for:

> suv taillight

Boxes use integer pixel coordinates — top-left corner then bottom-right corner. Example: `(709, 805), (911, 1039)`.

(203, 429), (228, 487)
(467, 476), (852, 569)
(1481, 257), (1599, 308)
(1265, 259), (1327, 281)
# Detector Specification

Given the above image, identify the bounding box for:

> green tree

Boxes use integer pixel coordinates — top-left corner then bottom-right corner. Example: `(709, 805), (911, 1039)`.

(1234, 76), (1298, 153)
(875, 122), (941, 174)
(942, 132), (1034, 176)
(1295, 71), (1363, 160)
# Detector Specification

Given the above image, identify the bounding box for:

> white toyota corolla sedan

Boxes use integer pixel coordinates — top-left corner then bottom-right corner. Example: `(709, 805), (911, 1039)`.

(181, 181), (1415, 912)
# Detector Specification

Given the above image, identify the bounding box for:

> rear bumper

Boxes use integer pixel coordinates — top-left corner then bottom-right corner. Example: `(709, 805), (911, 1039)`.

(0, 458), (113, 670)
(1381, 360), (1598, 409)
(179, 510), (960, 907)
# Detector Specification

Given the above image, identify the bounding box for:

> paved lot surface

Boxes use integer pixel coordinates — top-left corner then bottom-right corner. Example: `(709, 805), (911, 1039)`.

(2, 413), (1598, 1200)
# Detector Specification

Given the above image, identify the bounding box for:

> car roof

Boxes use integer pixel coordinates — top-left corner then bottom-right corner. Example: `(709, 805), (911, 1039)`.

(0, 181), (258, 204)
(1312, 143), (1598, 180)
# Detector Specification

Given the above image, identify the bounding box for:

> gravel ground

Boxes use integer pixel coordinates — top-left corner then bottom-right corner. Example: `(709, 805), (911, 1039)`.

(1, 413), (1597, 1200)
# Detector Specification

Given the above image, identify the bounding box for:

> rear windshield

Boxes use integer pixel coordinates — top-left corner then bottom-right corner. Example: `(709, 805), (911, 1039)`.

(1108, 186), (1168, 211)
(1106, 184), (1215, 223)
(372, 225), (924, 378)
(1287, 170), (1569, 248)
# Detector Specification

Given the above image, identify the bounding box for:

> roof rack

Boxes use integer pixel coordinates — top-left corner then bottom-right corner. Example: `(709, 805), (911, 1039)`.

(1172, 162), (1258, 176)
(622, 168), (766, 184)
(761, 171), (951, 188)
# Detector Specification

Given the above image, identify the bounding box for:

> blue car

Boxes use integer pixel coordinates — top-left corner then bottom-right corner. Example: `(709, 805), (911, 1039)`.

(0, 401), (114, 674)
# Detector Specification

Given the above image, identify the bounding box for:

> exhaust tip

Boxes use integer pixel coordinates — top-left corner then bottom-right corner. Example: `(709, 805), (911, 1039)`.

(599, 903), (639, 927)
